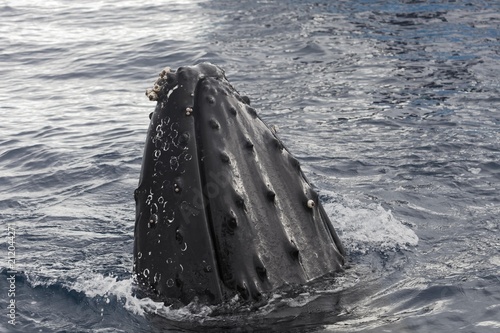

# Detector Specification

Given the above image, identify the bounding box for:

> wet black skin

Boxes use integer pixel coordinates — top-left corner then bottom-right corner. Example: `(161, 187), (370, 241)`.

(134, 63), (345, 305)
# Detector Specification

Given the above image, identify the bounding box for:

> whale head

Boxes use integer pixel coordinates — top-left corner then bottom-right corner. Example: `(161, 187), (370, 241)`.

(134, 63), (345, 305)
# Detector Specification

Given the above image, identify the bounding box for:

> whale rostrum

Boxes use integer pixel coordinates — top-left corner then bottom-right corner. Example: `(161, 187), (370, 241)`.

(134, 63), (345, 305)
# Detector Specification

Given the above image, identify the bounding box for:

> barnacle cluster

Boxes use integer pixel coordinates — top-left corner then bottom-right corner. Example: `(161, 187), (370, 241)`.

(145, 66), (172, 101)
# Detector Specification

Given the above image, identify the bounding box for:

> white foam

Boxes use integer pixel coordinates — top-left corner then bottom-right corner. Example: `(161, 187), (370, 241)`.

(65, 191), (418, 319)
(70, 273), (216, 319)
(71, 274), (154, 316)
(322, 191), (419, 253)
(468, 167), (481, 174)
(476, 321), (500, 329)
(285, 293), (321, 308)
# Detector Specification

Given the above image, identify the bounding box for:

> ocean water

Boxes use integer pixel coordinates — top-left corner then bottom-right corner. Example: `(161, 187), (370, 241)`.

(0, 0), (499, 332)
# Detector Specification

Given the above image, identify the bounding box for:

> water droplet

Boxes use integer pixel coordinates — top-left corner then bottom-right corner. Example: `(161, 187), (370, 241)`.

(148, 214), (158, 228)
(170, 156), (179, 171)
(166, 210), (175, 224)
(137, 252), (142, 259)
(307, 200), (315, 208)
(146, 192), (153, 205)
(151, 203), (158, 214)
(154, 161), (165, 175)
(166, 279), (174, 287)
(156, 130), (164, 140)
(143, 268), (150, 277)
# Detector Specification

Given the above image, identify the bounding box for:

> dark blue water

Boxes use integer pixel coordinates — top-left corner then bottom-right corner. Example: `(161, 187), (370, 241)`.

(1, 0), (499, 332)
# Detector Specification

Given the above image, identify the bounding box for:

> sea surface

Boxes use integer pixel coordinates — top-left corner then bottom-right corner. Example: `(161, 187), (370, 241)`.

(0, 0), (499, 332)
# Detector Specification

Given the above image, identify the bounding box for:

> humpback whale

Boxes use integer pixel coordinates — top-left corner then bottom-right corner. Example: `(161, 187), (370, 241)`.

(134, 63), (345, 305)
